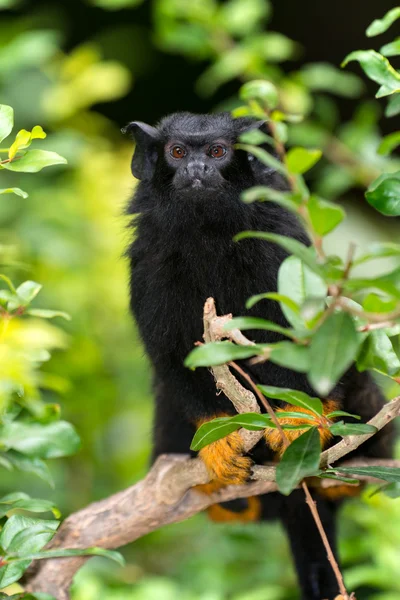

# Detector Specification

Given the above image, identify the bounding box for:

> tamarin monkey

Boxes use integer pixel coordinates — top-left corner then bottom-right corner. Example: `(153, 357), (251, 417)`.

(124, 112), (394, 600)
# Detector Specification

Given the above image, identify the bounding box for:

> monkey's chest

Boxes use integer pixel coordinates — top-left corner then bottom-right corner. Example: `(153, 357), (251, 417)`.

(135, 245), (275, 363)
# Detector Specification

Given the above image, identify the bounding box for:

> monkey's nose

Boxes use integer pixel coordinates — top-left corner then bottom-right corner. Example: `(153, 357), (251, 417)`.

(185, 162), (208, 180)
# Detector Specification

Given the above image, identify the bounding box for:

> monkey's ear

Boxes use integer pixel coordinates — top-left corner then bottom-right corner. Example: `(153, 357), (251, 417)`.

(122, 121), (160, 180)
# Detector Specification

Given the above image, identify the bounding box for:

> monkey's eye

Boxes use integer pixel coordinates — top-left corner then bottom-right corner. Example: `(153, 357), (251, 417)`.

(208, 144), (227, 159)
(170, 145), (186, 159)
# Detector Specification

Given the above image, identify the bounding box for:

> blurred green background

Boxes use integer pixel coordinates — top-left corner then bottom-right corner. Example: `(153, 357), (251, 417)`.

(1, 0), (400, 598)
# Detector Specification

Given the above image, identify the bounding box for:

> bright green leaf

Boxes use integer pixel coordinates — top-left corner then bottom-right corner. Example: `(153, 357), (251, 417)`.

(286, 147), (322, 174)
(307, 195), (345, 236)
(380, 38), (400, 57)
(326, 410), (361, 420)
(236, 144), (286, 175)
(15, 280), (42, 305)
(378, 131), (400, 155)
(27, 308), (71, 321)
(0, 187), (28, 198)
(366, 7), (400, 37)
(342, 50), (400, 98)
(191, 413), (273, 451)
(0, 104), (13, 143)
(3, 149), (67, 173)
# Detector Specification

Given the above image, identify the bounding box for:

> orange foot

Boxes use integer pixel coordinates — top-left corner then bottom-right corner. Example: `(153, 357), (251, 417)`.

(198, 429), (253, 486)
(265, 399), (340, 457)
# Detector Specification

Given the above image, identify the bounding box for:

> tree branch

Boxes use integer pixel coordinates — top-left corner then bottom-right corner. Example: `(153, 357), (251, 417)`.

(25, 300), (400, 600)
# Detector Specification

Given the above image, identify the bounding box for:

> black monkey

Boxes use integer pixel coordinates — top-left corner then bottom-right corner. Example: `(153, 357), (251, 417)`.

(125, 112), (394, 600)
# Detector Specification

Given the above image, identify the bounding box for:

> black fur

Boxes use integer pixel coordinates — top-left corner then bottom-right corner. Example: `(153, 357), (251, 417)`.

(125, 112), (394, 600)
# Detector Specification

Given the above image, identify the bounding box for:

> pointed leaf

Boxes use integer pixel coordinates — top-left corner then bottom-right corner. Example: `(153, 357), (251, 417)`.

(246, 291), (300, 314)
(258, 385), (323, 415)
(366, 7), (400, 37)
(335, 466), (400, 484)
(307, 195), (345, 236)
(184, 341), (263, 369)
(286, 147), (322, 174)
(269, 342), (311, 372)
(276, 427), (321, 495)
(0, 421), (81, 459)
(15, 280), (42, 305)
(0, 104), (13, 143)
(278, 255), (327, 329)
(3, 149), (67, 172)
(329, 421), (378, 436)
(342, 50), (400, 98)
(224, 316), (293, 337)
(0, 187), (28, 198)
(309, 312), (360, 396)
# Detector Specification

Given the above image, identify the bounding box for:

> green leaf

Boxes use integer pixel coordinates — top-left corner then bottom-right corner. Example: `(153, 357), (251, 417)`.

(239, 79), (279, 109)
(276, 427), (321, 495)
(224, 316), (293, 337)
(0, 187), (28, 198)
(0, 104), (13, 143)
(235, 232), (324, 278)
(269, 342), (311, 372)
(278, 255), (327, 329)
(241, 186), (298, 212)
(9, 546), (125, 566)
(319, 471), (360, 485)
(238, 129), (273, 146)
(3, 149), (67, 173)
(15, 280), (42, 305)
(0, 421), (81, 459)
(6, 452), (54, 487)
(275, 411), (316, 422)
(380, 38), (400, 58)
(366, 7), (400, 37)
(357, 330), (400, 377)
(190, 413), (273, 450)
(342, 50), (400, 98)
(246, 291), (301, 315)
(309, 312), (360, 396)
(8, 126), (46, 160)
(345, 266), (400, 299)
(0, 560), (31, 588)
(362, 293), (398, 313)
(335, 466), (400, 484)
(0, 492), (60, 518)
(354, 242), (400, 266)
(365, 172), (400, 216)
(184, 341), (263, 369)
(326, 410), (361, 420)
(286, 147), (322, 174)
(329, 421), (378, 436)
(378, 131), (400, 155)
(258, 385), (323, 415)
(307, 195), (345, 236)
(386, 94), (400, 117)
(236, 144), (286, 175)
(27, 308), (71, 321)
(0, 515), (58, 553)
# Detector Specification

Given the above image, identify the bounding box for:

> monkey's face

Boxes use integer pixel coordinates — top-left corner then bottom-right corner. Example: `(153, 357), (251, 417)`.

(124, 112), (268, 199)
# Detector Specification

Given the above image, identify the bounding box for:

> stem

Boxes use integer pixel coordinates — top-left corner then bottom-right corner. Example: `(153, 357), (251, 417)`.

(301, 481), (350, 599)
(229, 360), (289, 447)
